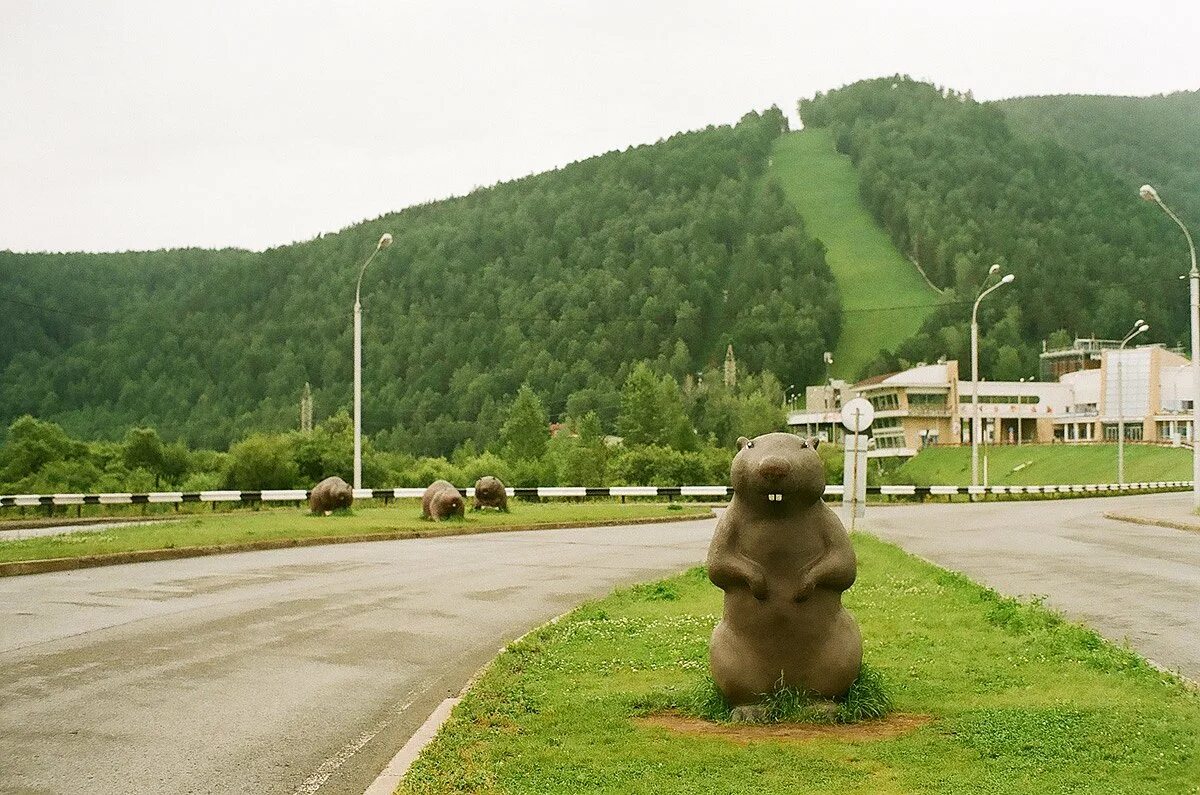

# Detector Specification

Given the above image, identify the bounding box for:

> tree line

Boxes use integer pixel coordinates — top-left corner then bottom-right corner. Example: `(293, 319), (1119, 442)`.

(1, 361), (843, 494)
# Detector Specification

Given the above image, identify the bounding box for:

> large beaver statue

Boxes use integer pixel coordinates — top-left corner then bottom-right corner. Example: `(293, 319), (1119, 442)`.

(707, 432), (861, 708)
(422, 479), (465, 521)
(309, 476), (353, 515)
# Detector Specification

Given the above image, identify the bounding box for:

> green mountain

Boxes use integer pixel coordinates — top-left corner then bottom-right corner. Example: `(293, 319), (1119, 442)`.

(6, 80), (1196, 456)
(0, 109), (841, 455)
(799, 77), (1198, 380)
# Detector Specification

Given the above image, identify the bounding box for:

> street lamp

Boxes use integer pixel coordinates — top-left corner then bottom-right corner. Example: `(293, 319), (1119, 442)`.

(972, 265), (1015, 487)
(353, 232), (393, 491)
(1116, 319), (1150, 487)
(1141, 185), (1199, 507)
(1018, 374), (1035, 446)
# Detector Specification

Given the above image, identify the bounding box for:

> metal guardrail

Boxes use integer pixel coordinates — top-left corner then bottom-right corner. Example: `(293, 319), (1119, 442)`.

(0, 480), (1192, 508)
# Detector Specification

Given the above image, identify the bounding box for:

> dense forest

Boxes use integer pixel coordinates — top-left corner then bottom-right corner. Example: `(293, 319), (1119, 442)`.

(1, 108), (840, 456)
(800, 78), (1200, 380)
(998, 90), (1200, 225)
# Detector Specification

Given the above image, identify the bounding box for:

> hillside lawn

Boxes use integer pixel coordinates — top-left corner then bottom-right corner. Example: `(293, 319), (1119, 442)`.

(891, 443), (1192, 487)
(0, 501), (710, 565)
(770, 129), (945, 380)
(399, 533), (1200, 794)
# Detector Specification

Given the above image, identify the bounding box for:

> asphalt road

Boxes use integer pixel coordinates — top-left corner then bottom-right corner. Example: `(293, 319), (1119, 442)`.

(0, 517), (718, 795)
(3, 494), (1198, 794)
(866, 492), (1200, 681)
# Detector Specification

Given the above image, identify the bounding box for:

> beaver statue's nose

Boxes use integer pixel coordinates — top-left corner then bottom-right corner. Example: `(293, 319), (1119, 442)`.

(757, 455), (791, 480)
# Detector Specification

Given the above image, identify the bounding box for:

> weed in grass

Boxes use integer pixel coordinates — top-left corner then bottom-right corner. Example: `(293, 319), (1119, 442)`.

(838, 663), (893, 722)
(639, 664), (892, 726)
(628, 582), (681, 602)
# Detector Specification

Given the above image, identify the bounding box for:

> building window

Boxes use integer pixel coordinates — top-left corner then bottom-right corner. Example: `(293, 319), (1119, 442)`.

(908, 392), (947, 409)
(869, 393), (899, 411)
(872, 434), (904, 449)
(1103, 424), (1143, 441)
(959, 394), (1041, 404)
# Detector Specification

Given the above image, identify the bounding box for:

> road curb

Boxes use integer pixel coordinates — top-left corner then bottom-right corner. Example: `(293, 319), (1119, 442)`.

(0, 511), (714, 578)
(1104, 511), (1200, 534)
(361, 598), (596, 794)
(361, 697), (461, 795)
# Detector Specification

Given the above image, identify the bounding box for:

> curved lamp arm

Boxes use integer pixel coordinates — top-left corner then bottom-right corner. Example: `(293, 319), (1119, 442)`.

(355, 233), (394, 307)
(972, 272), (1015, 325)
(1142, 185), (1197, 277)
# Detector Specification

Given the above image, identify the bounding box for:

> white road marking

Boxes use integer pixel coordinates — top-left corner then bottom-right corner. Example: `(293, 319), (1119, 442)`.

(362, 697), (461, 795)
(290, 695), (417, 795)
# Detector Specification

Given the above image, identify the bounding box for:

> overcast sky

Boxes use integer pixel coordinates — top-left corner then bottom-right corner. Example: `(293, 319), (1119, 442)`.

(2, 0), (1197, 254)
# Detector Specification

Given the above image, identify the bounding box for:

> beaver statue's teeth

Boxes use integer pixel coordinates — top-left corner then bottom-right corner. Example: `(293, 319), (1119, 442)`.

(767, 493), (784, 502)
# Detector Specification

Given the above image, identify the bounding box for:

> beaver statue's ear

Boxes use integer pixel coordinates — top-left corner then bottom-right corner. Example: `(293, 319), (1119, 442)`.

(808, 437), (821, 449)
(737, 436), (750, 450)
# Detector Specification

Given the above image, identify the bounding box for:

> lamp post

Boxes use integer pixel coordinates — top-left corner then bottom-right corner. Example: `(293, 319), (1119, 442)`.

(353, 232), (393, 491)
(1141, 185), (1199, 507)
(971, 264), (1016, 487)
(1018, 378), (1025, 446)
(1018, 374), (1036, 445)
(1116, 319), (1150, 487)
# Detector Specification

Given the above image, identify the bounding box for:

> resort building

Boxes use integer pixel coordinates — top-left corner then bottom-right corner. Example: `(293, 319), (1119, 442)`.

(789, 344), (1194, 458)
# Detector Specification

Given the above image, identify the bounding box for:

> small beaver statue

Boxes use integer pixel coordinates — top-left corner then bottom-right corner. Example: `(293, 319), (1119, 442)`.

(309, 476), (353, 515)
(422, 480), (465, 521)
(473, 476), (509, 512)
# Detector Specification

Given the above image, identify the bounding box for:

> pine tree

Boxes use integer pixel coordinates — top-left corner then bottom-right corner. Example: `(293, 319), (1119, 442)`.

(500, 385), (549, 462)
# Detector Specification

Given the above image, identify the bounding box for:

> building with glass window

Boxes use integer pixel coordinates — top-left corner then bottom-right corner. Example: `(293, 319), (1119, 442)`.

(787, 345), (1193, 458)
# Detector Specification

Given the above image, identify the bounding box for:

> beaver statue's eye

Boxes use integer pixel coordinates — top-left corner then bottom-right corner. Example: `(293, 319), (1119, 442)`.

(745, 440), (754, 449)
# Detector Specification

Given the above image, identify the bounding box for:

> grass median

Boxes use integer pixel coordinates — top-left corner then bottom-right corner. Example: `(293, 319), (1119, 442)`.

(400, 533), (1199, 794)
(0, 501), (711, 565)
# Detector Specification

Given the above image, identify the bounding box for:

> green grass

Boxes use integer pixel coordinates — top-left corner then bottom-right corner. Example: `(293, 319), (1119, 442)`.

(0, 501), (710, 564)
(771, 129), (945, 380)
(399, 534), (1199, 794)
(891, 443), (1193, 487)
(655, 662), (893, 725)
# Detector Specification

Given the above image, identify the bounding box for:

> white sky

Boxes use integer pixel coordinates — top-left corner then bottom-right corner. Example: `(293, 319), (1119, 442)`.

(2, 0), (1197, 253)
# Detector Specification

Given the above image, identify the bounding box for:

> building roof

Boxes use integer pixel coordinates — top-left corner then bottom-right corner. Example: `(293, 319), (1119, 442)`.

(851, 372), (894, 389)
(856, 363), (952, 390)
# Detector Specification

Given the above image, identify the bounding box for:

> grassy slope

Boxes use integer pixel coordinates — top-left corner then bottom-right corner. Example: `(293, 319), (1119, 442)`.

(0, 502), (709, 564)
(891, 443), (1192, 487)
(399, 533), (1199, 794)
(771, 129), (944, 380)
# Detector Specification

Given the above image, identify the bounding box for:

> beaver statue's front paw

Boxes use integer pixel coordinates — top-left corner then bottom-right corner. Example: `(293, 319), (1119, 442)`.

(749, 573), (769, 601)
(792, 575), (816, 602)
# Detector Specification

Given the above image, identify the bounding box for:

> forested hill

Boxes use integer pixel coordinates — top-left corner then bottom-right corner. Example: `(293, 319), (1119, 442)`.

(997, 90), (1200, 225)
(1, 108), (841, 455)
(800, 78), (1198, 381)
